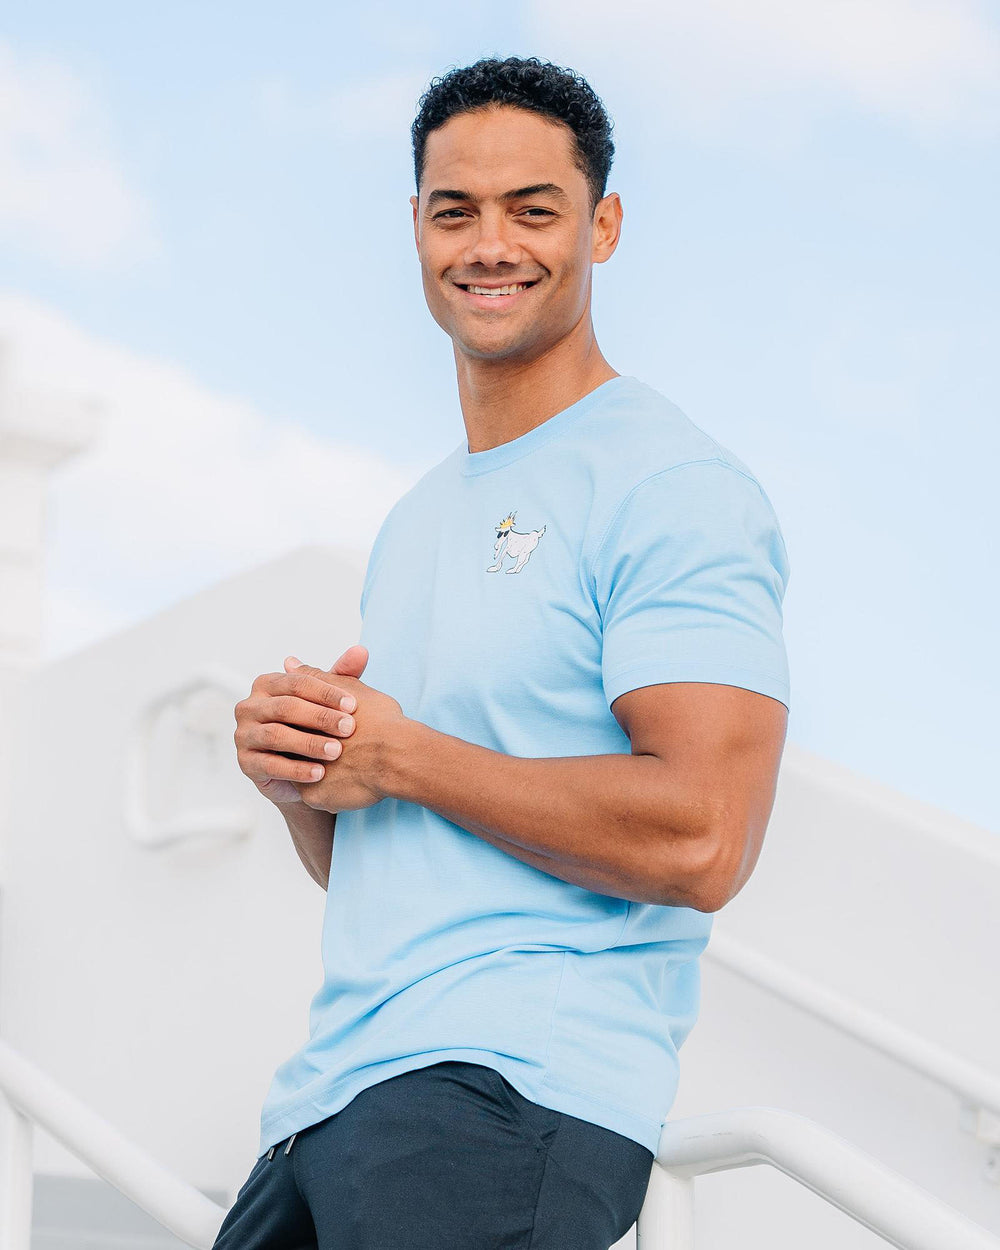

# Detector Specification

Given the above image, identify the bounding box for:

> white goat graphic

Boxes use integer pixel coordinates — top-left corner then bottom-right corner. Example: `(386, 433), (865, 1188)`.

(487, 510), (546, 574)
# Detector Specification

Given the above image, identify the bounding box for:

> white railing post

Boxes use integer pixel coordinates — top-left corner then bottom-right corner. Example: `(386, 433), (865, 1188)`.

(0, 1093), (34, 1250)
(0, 1040), (225, 1248)
(636, 1162), (695, 1249)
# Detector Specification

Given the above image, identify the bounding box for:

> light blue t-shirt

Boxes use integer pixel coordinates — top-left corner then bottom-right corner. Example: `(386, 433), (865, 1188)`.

(258, 375), (790, 1157)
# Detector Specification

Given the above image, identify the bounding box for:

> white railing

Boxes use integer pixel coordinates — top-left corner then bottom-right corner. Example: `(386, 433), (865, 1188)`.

(3, 1037), (999, 1249)
(705, 927), (1000, 1168)
(638, 1106), (1000, 1250)
(0, 1039), (226, 1249)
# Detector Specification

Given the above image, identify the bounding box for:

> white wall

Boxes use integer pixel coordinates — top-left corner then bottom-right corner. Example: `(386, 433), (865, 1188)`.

(1, 544), (366, 1192)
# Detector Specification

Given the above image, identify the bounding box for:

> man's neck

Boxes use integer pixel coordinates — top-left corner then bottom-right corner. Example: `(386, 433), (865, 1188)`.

(455, 345), (619, 455)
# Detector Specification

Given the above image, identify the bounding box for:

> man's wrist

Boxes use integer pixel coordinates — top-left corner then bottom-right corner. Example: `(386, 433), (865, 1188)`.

(380, 715), (432, 803)
(279, 801), (336, 889)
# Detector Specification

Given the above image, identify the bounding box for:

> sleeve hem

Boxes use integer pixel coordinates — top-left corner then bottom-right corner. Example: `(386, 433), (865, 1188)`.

(604, 659), (790, 711)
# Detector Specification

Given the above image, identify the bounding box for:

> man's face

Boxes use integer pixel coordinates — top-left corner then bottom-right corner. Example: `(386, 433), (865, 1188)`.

(410, 105), (620, 363)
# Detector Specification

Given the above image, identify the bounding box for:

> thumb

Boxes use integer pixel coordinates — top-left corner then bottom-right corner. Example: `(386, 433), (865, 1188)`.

(329, 644), (368, 676)
(284, 645), (368, 678)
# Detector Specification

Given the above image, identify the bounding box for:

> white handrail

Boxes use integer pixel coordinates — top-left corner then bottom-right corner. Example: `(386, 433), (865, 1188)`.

(3, 1038), (998, 1249)
(639, 1106), (1000, 1250)
(705, 927), (1000, 1118)
(0, 1039), (225, 1249)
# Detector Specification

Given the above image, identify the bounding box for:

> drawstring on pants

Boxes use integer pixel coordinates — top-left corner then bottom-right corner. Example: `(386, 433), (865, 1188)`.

(267, 1131), (298, 1161)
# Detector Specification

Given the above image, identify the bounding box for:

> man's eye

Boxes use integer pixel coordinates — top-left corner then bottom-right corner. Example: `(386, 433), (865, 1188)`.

(434, 208), (554, 219)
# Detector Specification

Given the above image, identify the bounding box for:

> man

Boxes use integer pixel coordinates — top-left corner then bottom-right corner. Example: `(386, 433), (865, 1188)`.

(223, 54), (789, 1249)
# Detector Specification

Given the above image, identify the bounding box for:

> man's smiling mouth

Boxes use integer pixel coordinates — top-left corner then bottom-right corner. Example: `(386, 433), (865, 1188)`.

(460, 281), (536, 295)
(454, 279), (540, 304)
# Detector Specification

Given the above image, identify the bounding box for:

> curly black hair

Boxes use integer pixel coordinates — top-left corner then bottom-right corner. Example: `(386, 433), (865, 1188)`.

(411, 55), (615, 218)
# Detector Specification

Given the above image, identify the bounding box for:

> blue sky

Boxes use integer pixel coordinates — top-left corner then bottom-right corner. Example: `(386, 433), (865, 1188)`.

(1, 1), (997, 832)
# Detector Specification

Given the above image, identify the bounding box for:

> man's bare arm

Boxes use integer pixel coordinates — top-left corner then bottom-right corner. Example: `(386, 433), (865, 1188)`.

(281, 804), (336, 890)
(375, 681), (787, 911)
(280, 658), (787, 909)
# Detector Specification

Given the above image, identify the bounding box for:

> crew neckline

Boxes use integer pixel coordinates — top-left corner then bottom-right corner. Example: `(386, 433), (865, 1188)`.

(457, 375), (637, 476)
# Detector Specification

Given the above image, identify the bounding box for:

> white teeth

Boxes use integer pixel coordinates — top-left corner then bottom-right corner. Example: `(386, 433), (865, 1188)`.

(467, 283), (530, 296)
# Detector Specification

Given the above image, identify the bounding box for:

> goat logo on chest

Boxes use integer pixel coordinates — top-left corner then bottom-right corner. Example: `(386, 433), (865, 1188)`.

(487, 510), (547, 574)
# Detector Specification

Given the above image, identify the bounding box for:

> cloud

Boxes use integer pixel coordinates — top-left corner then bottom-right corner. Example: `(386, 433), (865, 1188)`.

(528, 0), (1000, 146)
(0, 292), (418, 660)
(257, 69), (431, 141)
(0, 39), (161, 270)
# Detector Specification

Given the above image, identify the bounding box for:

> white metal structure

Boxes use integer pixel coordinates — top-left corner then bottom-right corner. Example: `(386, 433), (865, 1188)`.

(704, 928), (1000, 1175)
(638, 1107), (1000, 1250)
(4, 1008), (999, 1249)
(0, 1039), (223, 1248)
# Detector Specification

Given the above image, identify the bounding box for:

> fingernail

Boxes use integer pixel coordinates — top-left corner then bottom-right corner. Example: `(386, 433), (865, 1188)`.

(287, 656), (302, 668)
(340, 695), (356, 712)
(324, 741), (341, 757)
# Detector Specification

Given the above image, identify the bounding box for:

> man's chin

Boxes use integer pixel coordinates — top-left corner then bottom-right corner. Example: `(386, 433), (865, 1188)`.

(453, 327), (535, 362)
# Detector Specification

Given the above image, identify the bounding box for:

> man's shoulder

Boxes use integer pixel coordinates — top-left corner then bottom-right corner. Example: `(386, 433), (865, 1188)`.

(585, 376), (760, 496)
(576, 379), (785, 579)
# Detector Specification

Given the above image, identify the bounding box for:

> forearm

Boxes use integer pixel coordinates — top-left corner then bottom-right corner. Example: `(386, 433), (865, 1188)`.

(382, 720), (717, 908)
(280, 803), (336, 890)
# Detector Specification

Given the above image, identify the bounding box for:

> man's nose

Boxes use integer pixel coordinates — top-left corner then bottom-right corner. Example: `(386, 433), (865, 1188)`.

(463, 212), (523, 269)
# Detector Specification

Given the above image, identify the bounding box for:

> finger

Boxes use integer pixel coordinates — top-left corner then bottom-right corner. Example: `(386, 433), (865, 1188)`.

(263, 670), (358, 714)
(242, 749), (327, 784)
(256, 693), (355, 739)
(246, 719), (346, 761)
(282, 662), (359, 713)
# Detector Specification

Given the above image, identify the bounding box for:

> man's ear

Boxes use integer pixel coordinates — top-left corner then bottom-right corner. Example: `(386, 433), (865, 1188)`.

(592, 191), (623, 265)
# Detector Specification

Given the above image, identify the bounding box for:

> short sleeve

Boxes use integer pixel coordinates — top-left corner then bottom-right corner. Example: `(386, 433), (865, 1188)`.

(591, 459), (791, 711)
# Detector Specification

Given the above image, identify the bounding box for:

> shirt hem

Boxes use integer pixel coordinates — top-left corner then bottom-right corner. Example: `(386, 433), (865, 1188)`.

(257, 1045), (667, 1158)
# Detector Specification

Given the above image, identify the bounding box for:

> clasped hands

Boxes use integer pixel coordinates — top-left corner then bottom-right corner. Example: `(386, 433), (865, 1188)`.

(233, 643), (407, 814)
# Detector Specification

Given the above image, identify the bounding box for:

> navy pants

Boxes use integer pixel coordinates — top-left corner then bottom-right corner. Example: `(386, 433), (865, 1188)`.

(212, 1060), (654, 1249)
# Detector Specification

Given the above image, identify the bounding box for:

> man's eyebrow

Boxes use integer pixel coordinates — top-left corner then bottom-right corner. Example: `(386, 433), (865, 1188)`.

(425, 183), (571, 210)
